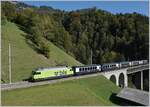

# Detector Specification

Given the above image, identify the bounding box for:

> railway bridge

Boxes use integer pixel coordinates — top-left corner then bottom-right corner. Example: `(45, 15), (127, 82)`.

(102, 64), (149, 90)
(1, 64), (149, 91)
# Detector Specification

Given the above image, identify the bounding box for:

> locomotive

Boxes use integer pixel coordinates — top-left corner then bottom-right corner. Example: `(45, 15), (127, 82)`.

(30, 60), (148, 81)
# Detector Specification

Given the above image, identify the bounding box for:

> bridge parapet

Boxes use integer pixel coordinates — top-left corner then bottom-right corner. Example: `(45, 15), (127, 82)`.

(127, 64), (149, 74)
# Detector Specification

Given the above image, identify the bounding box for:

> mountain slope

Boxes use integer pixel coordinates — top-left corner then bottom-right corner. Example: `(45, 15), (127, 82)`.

(1, 21), (82, 83)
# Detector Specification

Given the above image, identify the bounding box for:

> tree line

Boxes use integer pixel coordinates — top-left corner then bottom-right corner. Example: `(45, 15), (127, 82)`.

(2, 2), (149, 64)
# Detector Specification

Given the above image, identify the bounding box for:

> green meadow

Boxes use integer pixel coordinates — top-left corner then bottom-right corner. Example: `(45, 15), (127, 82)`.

(2, 75), (121, 106)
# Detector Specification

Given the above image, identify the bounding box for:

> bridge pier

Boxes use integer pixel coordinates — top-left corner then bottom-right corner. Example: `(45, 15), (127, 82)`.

(116, 75), (119, 86)
(141, 71), (143, 90)
(125, 74), (128, 87)
(128, 70), (149, 91)
(127, 64), (149, 91)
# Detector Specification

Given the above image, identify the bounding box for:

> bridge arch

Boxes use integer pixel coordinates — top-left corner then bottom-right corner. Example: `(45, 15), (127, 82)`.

(119, 73), (125, 88)
(102, 69), (128, 87)
(110, 75), (116, 85)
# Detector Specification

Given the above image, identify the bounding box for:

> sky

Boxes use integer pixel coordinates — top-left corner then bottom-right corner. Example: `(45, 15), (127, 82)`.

(23, 1), (149, 16)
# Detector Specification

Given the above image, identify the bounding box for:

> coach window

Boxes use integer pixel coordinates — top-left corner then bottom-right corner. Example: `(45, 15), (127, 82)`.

(79, 68), (81, 71)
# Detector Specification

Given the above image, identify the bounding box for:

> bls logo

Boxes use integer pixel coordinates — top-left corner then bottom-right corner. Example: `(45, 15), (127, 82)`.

(54, 70), (67, 76)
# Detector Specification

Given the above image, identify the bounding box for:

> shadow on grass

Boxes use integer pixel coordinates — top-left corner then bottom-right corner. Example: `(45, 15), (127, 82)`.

(109, 93), (122, 105)
(109, 93), (143, 106)
(23, 78), (30, 81)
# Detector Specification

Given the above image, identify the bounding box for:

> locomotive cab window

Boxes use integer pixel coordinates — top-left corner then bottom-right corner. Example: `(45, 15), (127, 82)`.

(33, 72), (41, 75)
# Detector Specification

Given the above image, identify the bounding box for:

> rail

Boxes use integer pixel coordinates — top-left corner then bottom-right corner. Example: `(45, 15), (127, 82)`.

(1, 64), (149, 91)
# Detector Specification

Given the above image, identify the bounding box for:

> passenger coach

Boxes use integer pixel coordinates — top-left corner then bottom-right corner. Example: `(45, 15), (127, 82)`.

(101, 63), (120, 71)
(72, 65), (101, 75)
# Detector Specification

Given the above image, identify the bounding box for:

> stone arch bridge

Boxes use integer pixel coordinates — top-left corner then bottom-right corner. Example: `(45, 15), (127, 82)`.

(102, 64), (149, 89)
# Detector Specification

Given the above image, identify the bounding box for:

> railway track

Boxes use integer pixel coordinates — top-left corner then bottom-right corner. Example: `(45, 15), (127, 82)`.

(1, 72), (103, 91)
(1, 64), (149, 91)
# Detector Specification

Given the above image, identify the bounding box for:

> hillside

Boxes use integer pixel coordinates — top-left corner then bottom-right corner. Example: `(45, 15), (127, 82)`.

(2, 1), (148, 65)
(1, 21), (82, 83)
(2, 75), (121, 106)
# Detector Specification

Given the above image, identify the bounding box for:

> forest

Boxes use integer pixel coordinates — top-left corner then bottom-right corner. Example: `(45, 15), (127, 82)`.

(2, 1), (149, 64)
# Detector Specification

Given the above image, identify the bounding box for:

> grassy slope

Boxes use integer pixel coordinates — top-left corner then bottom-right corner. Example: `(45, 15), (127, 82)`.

(2, 21), (82, 83)
(2, 75), (121, 106)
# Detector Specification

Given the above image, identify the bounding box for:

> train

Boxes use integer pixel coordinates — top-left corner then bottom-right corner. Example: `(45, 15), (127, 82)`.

(30, 60), (148, 82)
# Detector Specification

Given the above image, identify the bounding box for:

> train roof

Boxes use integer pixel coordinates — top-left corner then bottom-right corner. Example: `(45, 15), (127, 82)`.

(102, 62), (120, 65)
(34, 66), (69, 72)
(72, 64), (100, 68)
(119, 61), (130, 63)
